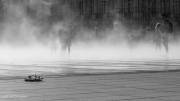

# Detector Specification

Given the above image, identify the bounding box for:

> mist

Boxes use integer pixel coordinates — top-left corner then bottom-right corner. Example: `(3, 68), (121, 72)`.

(0, 0), (179, 64)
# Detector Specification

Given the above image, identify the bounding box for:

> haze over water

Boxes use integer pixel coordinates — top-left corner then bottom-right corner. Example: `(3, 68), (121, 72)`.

(0, 43), (179, 77)
(0, 0), (179, 77)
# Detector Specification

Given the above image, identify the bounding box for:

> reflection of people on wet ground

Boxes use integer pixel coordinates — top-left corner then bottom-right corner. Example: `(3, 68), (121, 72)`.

(155, 13), (173, 52)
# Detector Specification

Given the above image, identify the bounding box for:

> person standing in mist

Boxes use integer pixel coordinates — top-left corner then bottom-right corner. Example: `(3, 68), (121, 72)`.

(155, 13), (173, 53)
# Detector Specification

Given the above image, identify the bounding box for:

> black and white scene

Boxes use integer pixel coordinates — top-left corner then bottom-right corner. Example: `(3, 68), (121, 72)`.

(0, 0), (180, 101)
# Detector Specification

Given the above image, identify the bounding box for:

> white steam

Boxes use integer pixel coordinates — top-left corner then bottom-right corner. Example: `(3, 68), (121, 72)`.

(0, 0), (179, 65)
